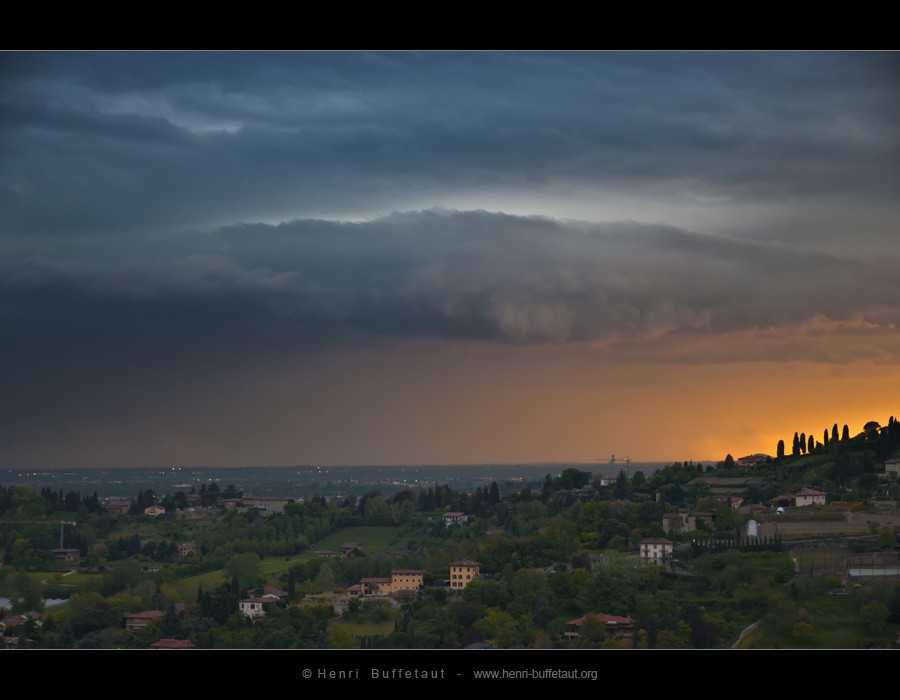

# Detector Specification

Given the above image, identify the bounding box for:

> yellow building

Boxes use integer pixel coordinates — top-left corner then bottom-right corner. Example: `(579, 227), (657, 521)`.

(352, 569), (425, 597)
(449, 559), (480, 591)
(388, 569), (425, 593)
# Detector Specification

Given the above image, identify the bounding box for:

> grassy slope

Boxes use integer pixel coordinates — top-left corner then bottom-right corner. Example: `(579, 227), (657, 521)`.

(313, 526), (405, 552)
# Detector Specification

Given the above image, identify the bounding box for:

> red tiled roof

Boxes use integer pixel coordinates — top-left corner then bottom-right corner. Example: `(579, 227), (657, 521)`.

(567, 613), (633, 627)
(126, 610), (165, 620)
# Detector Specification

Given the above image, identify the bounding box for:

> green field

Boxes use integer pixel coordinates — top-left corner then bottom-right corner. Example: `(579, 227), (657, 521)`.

(13, 527), (407, 604)
(342, 618), (396, 638)
(176, 554), (311, 597)
(177, 569), (229, 599)
(737, 576), (900, 649)
(176, 534), (405, 597)
(313, 526), (405, 552)
(743, 593), (899, 648)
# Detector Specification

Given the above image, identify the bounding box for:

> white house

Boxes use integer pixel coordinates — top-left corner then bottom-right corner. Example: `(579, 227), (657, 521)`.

(793, 487), (827, 507)
(239, 594), (281, 620)
(442, 512), (468, 527)
(639, 537), (674, 566)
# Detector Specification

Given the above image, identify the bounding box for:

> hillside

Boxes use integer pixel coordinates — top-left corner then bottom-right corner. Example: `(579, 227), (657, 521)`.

(0, 414), (898, 651)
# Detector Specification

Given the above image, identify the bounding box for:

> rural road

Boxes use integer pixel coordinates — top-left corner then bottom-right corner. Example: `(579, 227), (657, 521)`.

(732, 620), (761, 648)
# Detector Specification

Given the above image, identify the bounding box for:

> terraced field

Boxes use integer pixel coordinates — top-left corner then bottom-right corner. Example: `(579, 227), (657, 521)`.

(756, 510), (898, 539)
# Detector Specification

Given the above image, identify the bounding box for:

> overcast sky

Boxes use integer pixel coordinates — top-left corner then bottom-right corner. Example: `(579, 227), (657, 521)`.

(2, 50), (898, 468)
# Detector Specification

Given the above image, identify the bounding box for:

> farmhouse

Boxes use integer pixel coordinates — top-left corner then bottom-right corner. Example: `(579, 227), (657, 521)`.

(639, 537), (674, 566)
(348, 569), (426, 598)
(52, 548), (81, 562)
(340, 542), (364, 557)
(662, 509), (716, 534)
(793, 488), (827, 507)
(713, 495), (745, 510)
(442, 512), (468, 527)
(125, 610), (165, 632)
(106, 500), (131, 515)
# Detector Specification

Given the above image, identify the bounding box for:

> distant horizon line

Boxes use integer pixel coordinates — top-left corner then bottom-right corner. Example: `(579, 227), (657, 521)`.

(2, 459), (718, 471)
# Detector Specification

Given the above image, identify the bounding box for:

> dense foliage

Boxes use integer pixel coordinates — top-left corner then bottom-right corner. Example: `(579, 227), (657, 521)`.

(1, 416), (899, 649)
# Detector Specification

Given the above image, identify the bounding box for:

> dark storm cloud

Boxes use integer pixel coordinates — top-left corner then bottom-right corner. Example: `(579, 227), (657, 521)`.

(3, 211), (897, 359)
(2, 51), (898, 392)
(2, 51), (897, 241)
(4, 51), (899, 468)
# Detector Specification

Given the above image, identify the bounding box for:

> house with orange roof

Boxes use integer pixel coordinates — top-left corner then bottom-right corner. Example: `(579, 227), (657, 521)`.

(125, 610), (165, 632)
(348, 569), (426, 598)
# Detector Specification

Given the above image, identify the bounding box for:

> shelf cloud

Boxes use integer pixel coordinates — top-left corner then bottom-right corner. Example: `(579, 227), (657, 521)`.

(1, 51), (898, 467)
